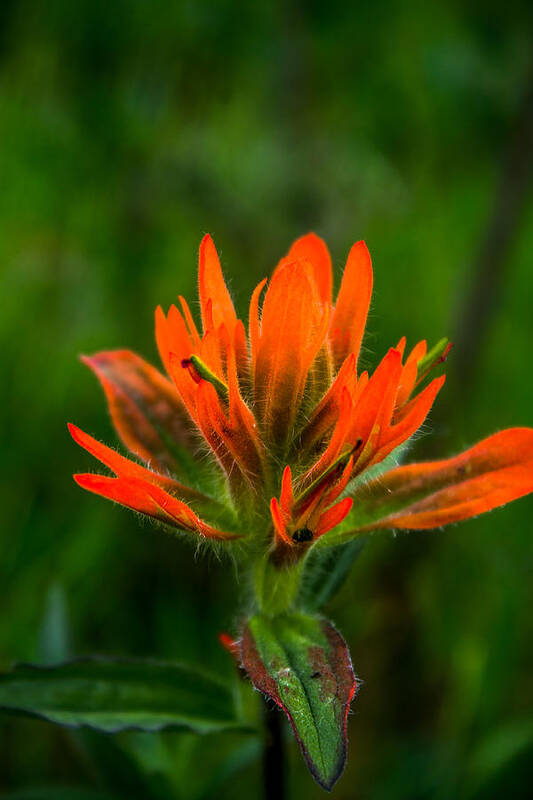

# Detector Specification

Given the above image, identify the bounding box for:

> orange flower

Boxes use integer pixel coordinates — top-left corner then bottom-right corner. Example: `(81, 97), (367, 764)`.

(70, 233), (533, 561)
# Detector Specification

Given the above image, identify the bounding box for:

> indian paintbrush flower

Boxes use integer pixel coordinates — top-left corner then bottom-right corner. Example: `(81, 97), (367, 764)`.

(70, 233), (533, 790)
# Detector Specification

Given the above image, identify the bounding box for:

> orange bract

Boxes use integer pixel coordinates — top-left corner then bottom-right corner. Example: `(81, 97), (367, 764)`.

(350, 428), (533, 531)
(70, 233), (533, 556)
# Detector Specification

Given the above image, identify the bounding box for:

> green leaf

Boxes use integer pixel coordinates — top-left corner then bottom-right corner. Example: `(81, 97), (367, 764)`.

(0, 657), (252, 735)
(241, 612), (357, 791)
(299, 538), (367, 611)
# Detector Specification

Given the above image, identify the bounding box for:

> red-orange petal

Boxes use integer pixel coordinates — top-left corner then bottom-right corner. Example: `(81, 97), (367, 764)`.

(198, 234), (237, 335)
(226, 328), (265, 482)
(395, 336), (407, 358)
(81, 350), (192, 473)
(199, 327), (224, 379)
(315, 497), (353, 537)
(346, 348), (402, 449)
(396, 339), (428, 408)
(371, 375), (445, 465)
(68, 423), (201, 501)
(73, 473), (236, 539)
(287, 232), (332, 305)
(270, 497), (292, 545)
(350, 428), (533, 531)
(234, 318), (250, 382)
(409, 340), (427, 363)
(178, 296), (202, 350)
(155, 305), (198, 418)
(322, 455), (355, 507)
(305, 386), (353, 482)
(330, 241), (373, 370)
(196, 335), (265, 492)
(155, 305), (173, 376)
(254, 260), (327, 446)
(194, 382), (245, 490)
(396, 358), (419, 409)
(249, 277), (267, 371)
(280, 465), (295, 516)
(374, 351), (404, 432)
(166, 354), (199, 421)
(299, 354), (357, 453)
(295, 453), (355, 530)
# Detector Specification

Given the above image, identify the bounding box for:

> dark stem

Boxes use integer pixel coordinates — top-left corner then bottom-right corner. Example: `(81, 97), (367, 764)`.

(263, 701), (286, 800)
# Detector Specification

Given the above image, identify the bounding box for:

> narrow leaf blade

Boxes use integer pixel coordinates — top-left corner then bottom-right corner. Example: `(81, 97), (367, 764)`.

(241, 612), (356, 790)
(0, 657), (249, 735)
(299, 538), (367, 611)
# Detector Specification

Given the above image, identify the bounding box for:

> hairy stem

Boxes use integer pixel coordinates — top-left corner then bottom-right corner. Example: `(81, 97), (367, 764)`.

(254, 556), (304, 616)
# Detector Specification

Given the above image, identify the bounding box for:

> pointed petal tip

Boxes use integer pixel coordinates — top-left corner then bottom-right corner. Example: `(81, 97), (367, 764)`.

(331, 240), (373, 368)
(69, 423), (99, 455)
(315, 496), (354, 537)
(199, 233), (218, 267)
(290, 231), (329, 254)
(286, 232), (333, 305)
(200, 232), (214, 247)
(79, 349), (137, 373)
(352, 238), (370, 254)
(198, 233), (237, 334)
(219, 632), (241, 660)
(72, 472), (107, 492)
(281, 464), (293, 481)
(79, 353), (99, 373)
(68, 421), (83, 441)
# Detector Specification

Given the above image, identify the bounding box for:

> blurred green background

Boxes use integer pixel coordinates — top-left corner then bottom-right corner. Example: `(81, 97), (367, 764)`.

(1, 0), (532, 798)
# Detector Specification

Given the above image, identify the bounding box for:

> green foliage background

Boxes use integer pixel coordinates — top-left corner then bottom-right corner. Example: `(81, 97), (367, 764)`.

(1, 0), (532, 797)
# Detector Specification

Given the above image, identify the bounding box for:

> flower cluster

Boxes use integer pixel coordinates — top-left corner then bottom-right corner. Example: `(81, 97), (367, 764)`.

(70, 233), (533, 566)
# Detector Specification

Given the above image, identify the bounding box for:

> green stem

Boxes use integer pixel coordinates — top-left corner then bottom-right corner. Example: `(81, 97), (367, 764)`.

(254, 557), (304, 617)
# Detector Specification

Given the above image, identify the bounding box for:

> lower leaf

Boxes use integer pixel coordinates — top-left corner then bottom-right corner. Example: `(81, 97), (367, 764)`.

(0, 657), (252, 735)
(240, 611), (357, 791)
